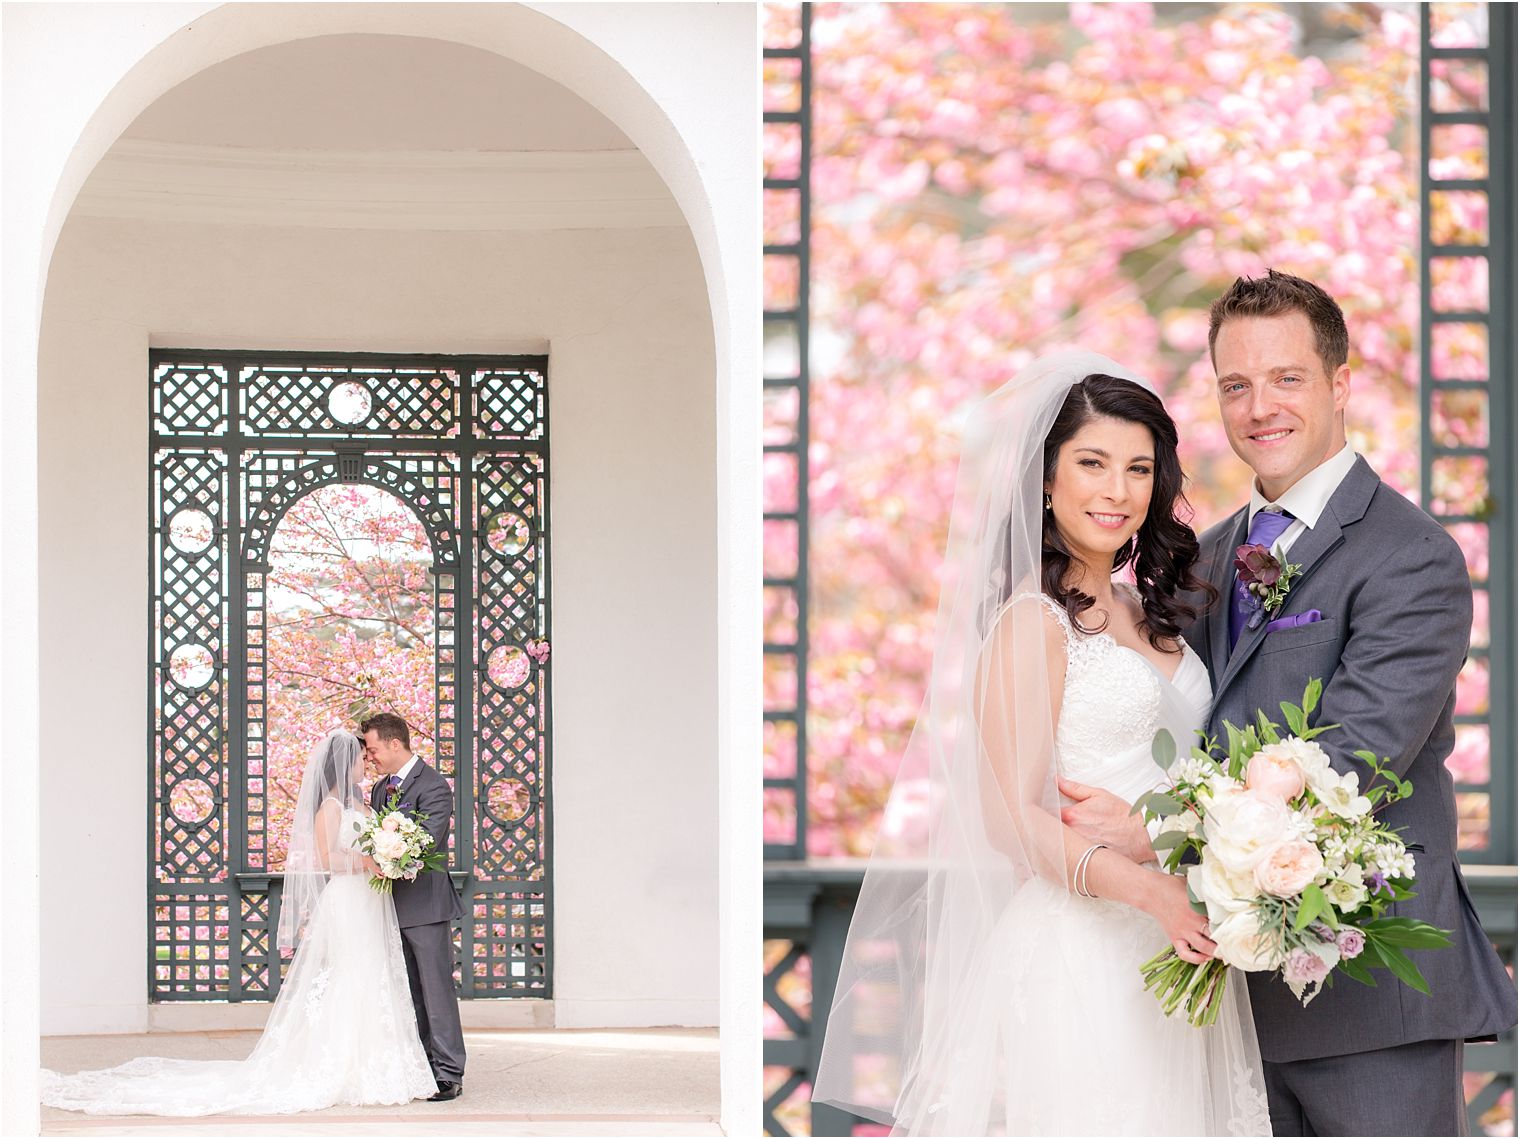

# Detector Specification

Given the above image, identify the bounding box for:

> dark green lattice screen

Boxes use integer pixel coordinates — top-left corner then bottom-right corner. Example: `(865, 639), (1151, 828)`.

(150, 352), (551, 1000)
(1420, 3), (1516, 864)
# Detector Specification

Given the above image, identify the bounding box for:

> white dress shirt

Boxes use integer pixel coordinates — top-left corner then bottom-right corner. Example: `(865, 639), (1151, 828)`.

(1246, 443), (1359, 558)
(390, 754), (420, 786)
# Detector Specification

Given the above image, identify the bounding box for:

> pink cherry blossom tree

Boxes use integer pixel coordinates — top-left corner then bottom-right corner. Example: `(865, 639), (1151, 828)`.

(263, 483), (437, 869)
(763, 2), (1491, 858)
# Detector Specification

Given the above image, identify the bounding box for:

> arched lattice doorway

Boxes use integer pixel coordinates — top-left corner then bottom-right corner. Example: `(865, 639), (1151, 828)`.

(151, 349), (550, 1001)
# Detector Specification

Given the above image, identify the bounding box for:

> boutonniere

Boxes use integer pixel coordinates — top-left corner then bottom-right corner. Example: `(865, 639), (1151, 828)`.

(1234, 543), (1302, 630)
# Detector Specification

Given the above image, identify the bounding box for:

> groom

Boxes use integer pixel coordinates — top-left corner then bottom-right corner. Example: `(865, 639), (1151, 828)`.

(1065, 270), (1514, 1135)
(361, 711), (467, 1102)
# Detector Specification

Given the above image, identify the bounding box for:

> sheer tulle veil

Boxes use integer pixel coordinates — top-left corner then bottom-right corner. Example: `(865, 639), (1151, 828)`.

(277, 729), (368, 951)
(811, 352), (1173, 1133)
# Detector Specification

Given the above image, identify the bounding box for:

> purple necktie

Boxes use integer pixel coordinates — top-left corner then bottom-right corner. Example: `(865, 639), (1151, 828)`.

(1229, 507), (1295, 648)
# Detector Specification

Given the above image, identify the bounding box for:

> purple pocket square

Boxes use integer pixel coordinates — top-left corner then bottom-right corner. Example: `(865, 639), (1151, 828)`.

(1264, 608), (1323, 634)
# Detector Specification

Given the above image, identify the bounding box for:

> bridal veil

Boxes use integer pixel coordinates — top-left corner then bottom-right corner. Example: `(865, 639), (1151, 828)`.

(811, 352), (1228, 1134)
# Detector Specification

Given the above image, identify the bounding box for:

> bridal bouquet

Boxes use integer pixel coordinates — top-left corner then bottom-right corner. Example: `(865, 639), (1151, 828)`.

(356, 792), (448, 895)
(1133, 679), (1451, 1027)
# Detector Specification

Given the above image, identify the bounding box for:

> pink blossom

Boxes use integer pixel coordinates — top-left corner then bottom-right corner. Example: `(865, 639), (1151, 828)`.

(1335, 929), (1365, 960)
(1284, 947), (1333, 986)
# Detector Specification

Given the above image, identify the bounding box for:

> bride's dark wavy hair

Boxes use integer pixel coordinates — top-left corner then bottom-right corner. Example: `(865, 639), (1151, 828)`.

(1041, 374), (1216, 648)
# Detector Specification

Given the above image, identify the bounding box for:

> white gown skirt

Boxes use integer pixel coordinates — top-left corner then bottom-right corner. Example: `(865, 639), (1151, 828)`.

(41, 875), (439, 1116)
(991, 877), (1268, 1137)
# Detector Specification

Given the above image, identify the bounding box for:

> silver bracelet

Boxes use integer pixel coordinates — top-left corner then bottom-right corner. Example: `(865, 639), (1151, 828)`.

(1074, 842), (1108, 898)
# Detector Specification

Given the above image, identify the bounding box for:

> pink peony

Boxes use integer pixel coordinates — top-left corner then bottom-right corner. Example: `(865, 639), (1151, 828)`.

(1335, 929), (1366, 959)
(381, 814), (401, 832)
(1253, 840), (1324, 898)
(1245, 750), (1307, 802)
(1284, 947), (1333, 986)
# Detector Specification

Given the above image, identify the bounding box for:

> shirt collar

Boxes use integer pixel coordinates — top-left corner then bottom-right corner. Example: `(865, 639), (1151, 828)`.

(1248, 443), (1357, 530)
(393, 754), (421, 785)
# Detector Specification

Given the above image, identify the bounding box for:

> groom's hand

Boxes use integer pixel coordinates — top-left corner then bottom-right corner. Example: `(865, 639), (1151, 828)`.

(1058, 777), (1154, 864)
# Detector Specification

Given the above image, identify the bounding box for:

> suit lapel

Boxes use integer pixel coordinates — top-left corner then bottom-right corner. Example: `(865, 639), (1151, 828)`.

(397, 760), (426, 801)
(1207, 510), (1248, 681)
(1212, 456), (1379, 702)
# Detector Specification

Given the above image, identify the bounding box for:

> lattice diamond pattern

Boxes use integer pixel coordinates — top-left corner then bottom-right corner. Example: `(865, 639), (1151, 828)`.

(154, 451), (228, 885)
(473, 368), (545, 440)
(153, 362), (229, 437)
(152, 351), (548, 1003)
(474, 456), (547, 883)
(151, 891), (233, 999)
(243, 366), (459, 438)
(240, 891), (273, 995)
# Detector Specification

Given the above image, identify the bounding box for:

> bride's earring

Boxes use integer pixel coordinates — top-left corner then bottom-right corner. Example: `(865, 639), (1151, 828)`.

(1044, 493), (1053, 511)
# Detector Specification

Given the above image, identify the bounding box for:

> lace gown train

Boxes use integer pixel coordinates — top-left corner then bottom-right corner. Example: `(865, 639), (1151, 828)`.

(992, 594), (1270, 1136)
(41, 807), (438, 1116)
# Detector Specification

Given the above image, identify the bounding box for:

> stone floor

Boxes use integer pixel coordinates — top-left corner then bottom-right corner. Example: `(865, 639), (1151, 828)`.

(40, 1028), (723, 1135)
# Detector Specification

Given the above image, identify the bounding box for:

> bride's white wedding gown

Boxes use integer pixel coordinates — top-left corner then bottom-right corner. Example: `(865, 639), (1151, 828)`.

(990, 592), (1270, 1136)
(42, 806), (438, 1116)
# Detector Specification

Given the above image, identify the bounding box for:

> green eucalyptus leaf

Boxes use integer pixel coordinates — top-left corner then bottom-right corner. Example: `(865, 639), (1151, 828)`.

(1152, 729), (1177, 772)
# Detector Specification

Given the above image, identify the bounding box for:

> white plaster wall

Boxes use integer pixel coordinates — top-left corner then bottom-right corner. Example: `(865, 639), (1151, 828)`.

(39, 213), (718, 1034)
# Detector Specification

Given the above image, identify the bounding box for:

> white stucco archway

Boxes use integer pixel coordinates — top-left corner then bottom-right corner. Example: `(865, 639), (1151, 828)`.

(1, 5), (759, 1134)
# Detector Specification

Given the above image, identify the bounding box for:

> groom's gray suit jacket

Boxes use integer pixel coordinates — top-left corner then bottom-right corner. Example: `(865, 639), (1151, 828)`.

(372, 759), (465, 928)
(1184, 455), (1515, 1063)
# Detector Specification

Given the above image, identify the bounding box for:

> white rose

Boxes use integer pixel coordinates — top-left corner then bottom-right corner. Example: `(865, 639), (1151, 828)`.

(375, 831), (407, 861)
(1313, 769), (1372, 820)
(1208, 909), (1281, 972)
(1202, 788), (1293, 873)
(1186, 850), (1257, 923)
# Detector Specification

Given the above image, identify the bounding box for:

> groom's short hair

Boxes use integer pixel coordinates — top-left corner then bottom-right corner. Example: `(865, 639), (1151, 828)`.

(359, 711), (411, 751)
(1207, 269), (1349, 377)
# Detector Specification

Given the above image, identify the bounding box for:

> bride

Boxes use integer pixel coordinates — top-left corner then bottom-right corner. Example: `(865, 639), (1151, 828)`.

(812, 353), (1270, 1135)
(42, 730), (439, 1116)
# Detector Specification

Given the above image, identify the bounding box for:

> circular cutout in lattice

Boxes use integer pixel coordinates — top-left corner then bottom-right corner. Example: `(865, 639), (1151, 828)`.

(487, 777), (532, 823)
(168, 508), (215, 554)
(485, 511), (532, 556)
(168, 644), (216, 689)
(328, 380), (373, 425)
(486, 645), (531, 689)
(169, 778), (215, 825)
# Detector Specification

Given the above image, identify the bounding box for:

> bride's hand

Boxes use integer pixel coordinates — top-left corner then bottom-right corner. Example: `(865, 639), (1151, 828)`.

(1058, 777), (1155, 864)
(1142, 873), (1216, 965)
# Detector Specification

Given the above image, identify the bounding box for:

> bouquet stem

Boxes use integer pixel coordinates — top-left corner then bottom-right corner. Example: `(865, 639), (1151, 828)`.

(368, 875), (394, 895)
(1139, 948), (1230, 1028)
